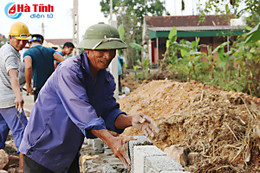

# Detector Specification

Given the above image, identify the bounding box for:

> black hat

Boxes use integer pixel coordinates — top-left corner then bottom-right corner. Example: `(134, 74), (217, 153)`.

(29, 34), (44, 43)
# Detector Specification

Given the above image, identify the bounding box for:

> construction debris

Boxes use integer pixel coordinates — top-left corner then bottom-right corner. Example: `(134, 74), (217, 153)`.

(0, 150), (8, 170)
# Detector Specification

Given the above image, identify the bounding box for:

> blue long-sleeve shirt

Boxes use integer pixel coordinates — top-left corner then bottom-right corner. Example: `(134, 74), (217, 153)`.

(20, 52), (125, 172)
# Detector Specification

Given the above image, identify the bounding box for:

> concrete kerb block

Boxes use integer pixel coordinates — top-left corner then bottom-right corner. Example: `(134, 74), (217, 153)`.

(144, 155), (186, 173)
(133, 146), (166, 173)
(127, 136), (153, 160)
(127, 136), (153, 172)
(93, 138), (104, 154)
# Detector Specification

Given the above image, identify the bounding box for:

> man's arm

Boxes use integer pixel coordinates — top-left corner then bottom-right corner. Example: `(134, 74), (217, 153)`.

(8, 69), (24, 109)
(54, 61), (59, 69)
(114, 114), (133, 129)
(24, 56), (33, 95)
(53, 52), (65, 63)
(92, 113), (159, 171)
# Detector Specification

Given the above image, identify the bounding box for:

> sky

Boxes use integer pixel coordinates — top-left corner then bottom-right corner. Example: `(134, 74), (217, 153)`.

(0, 0), (218, 42)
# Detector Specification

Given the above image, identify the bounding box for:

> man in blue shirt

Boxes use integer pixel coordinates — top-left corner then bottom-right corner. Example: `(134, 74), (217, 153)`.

(20, 23), (159, 173)
(23, 34), (65, 101)
(118, 55), (124, 94)
(54, 42), (75, 69)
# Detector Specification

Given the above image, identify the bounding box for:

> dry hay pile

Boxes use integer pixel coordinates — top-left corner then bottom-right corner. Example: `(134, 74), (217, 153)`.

(118, 80), (260, 173)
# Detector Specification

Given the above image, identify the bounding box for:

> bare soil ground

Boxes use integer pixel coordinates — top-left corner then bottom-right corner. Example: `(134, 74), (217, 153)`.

(119, 78), (260, 173)
(3, 77), (259, 173)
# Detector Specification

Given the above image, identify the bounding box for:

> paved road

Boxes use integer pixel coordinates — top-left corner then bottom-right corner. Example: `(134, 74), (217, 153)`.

(22, 92), (34, 113)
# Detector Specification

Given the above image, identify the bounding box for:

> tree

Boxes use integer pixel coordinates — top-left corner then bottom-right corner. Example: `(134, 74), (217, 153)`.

(182, 0), (260, 96)
(197, 0), (260, 27)
(0, 34), (7, 48)
(100, 0), (168, 68)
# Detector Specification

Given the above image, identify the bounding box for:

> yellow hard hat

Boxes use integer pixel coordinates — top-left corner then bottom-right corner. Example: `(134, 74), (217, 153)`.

(9, 21), (31, 40)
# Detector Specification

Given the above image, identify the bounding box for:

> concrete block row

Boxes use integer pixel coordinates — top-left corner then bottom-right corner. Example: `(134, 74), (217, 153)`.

(89, 136), (189, 173)
(128, 136), (190, 173)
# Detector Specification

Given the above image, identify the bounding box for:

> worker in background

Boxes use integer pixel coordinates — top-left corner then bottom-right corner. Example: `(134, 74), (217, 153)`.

(20, 22), (159, 172)
(54, 42), (75, 69)
(118, 55), (124, 94)
(0, 21), (30, 173)
(23, 34), (65, 101)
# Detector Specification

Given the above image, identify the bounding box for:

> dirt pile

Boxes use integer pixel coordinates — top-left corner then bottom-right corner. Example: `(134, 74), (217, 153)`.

(118, 80), (260, 173)
(121, 75), (142, 92)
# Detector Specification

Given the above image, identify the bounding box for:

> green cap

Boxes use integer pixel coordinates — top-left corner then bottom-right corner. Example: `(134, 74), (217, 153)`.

(78, 22), (127, 50)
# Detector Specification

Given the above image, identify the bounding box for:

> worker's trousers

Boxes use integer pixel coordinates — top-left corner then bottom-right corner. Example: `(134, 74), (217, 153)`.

(23, 154), (80, 173)
(0, 106), (28, 152)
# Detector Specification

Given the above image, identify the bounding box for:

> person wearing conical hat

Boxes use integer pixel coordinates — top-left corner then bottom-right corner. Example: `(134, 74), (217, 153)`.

(20, 23), (159, 172)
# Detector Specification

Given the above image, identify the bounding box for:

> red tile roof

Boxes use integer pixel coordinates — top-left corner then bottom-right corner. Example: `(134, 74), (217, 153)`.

(145, 15), (235, 27)
(45, 38), (73, 46)
(0, 34), (6, 39)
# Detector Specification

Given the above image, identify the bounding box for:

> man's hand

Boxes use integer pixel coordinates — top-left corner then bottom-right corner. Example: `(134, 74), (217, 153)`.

(132, 114), (159, 139)
(26, 85), (33, 95)
(14, 93), (24, 110)
(91, 129), (136, 171)
(109, 136), (136, 170)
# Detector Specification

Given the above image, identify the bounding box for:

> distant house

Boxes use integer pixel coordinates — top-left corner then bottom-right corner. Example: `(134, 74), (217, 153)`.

(142, 15), (247, 66)
(0, 34), (6, 40)
(45, 38), (73, 47)
(43, 38), (73, 52)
